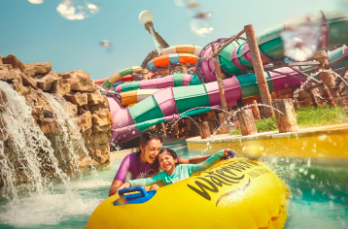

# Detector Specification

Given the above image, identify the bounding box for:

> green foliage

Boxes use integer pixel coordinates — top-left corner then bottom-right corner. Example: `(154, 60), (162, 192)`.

(229, 105), (348, 135)
(296, 105), (348, 127)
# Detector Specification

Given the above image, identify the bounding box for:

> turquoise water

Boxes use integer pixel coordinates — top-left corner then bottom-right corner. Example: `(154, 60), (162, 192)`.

(0, 141), (347, 228)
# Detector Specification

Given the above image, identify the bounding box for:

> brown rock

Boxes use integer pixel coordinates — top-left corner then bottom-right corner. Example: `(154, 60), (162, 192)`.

(24, 62), (52, 78)
(40, 118), (60, 135)
(2, 54), (27, 74)
(75, 111), (92, 133)
(65, 93), (88, 106)
(88, 144), (110, 165)
(36, 71), (59, 91)
(50, 78), (71, 96)
(90, 132), (111, 144)
(67, 102), (78, 116)
(89, 103), (103, 113)
(32, 106), (44, 122)
(21, 73), (37, 88)
(103, 96), (109, 108)
(59, 70), (97, 92)
(92, 109), (112, 127)
(88, 93), (104, 105)
(0, 64), (14, 71)
(92, 123), (111, 133)
(0, 54), (2, 64)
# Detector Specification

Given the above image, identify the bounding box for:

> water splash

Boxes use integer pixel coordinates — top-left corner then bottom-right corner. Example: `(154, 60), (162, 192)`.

(57, 0), (101, 20)
(282, 23), (321, 61)
(293, 69), (348, 100)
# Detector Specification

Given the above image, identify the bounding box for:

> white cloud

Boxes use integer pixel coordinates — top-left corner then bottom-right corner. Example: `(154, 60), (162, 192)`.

(56, 0), (100, 21)
(28, 0), (44, 4)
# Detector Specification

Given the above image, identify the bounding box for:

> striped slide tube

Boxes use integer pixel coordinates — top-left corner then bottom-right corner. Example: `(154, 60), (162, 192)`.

(108, 66), (307, 145)
(159, 44), (202, 56)
(147, 54), (197, 71)
(115, 73), (201, 93)
(102, 66), (143, 89)
(199, 11), (348, 82)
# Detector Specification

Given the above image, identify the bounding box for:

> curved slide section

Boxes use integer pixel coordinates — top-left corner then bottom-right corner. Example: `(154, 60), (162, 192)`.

(115, 73), (201, 93)
(102, 66), (143, 89)
(147, 54), (197, 71)
(108, 67), (305, 145)
(159, 44), (202, 56)
(199, 11), (348, 82)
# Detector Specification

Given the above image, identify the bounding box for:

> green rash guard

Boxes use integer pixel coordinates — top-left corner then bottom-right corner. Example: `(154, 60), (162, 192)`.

(129, 150), (225, 186)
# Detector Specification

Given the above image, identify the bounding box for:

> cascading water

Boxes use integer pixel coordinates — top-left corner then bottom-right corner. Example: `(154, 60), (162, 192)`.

(43, 93), (96, 172)
(0, 82), (102, 227)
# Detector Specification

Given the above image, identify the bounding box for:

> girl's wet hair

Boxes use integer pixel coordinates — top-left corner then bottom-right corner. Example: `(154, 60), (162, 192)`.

(137, 130), (163, 155)
(158, 148), (178, 161)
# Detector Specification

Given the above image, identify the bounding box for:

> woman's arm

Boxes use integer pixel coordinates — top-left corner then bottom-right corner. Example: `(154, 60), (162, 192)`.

(129, 172), (165, 187)
(109, 154), (131, 197)
(178, 155), (211, 164)
(189, 149), (235, 174)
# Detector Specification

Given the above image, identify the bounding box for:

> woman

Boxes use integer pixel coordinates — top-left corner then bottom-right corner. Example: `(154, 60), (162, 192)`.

(109, 130), (211, 196)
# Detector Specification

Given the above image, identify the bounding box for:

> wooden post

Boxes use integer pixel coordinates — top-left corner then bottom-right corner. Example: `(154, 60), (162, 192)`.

(306, 83), (319, 108)
(251, 100), (261, 120)
(218, 113), (228, 134)
(200, 121), (211, 139)
(212, 44), (236, 130)
(237, 109), (257, 136)
(244, 24), (274, 118)
(322, 85), (337, 108)
(180, 64), (188, 73)
(314, 50), (342, 106)
(272, 99), (299, 133)
(293, 98), (300, 109)
(212, 44), (228, 110)
(160, 123), (166, 137)
(143, 69), (149, 80)
(163, 69), (170, 76)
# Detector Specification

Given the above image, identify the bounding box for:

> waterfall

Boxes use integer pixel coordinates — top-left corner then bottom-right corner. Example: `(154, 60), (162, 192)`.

(43, 93), (95, 170)
(0, 81), (72, 199)
(0, 82), (103, 227)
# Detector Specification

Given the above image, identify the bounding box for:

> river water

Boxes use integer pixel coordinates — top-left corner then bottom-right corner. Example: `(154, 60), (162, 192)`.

(0, 141), (347, 229)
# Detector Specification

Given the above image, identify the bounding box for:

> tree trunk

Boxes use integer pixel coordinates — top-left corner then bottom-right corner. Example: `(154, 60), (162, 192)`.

(272, 99), (299, 133)
(237, 109), (257, 136)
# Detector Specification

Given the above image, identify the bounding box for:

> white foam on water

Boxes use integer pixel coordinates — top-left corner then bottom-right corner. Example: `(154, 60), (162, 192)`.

(0, 192), (102, 227)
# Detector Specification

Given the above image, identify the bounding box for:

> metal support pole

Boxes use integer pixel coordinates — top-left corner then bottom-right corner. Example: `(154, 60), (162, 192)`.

(244, 24), (274, 118)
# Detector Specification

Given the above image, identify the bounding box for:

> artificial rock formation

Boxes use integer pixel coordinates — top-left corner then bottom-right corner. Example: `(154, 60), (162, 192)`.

(0, 54), (113, 172)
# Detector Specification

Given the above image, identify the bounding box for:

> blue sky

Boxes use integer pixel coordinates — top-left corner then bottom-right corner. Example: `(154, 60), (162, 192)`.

(0, 0), (342, 80)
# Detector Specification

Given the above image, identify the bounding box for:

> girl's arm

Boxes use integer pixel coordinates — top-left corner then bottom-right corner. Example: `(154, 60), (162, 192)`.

(177, 155), (211, 164)
(128, 172), (165, 187)
(189, 149), (235, 174)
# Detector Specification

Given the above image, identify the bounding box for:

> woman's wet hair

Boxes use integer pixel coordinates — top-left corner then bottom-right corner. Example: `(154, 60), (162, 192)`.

(158, 148), (178, 162)
(137, 130), (163, 155)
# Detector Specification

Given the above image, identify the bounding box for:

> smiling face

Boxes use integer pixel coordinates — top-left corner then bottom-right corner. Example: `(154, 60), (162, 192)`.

(140, 139), (162, 164)
(158, 151), (178, 175)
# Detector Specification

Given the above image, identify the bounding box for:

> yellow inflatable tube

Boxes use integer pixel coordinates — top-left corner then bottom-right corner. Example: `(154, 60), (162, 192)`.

(87, 158), (290, 229)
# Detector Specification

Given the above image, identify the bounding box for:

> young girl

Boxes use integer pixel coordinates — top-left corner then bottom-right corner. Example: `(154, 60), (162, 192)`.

(109, 130), (213, 196)
(119, 148), (236, 190)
